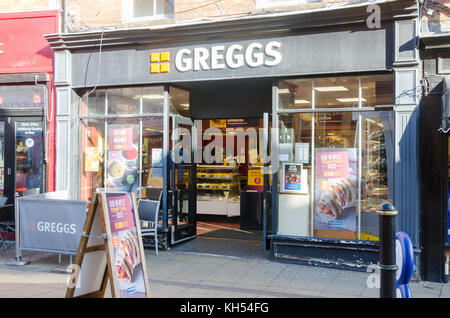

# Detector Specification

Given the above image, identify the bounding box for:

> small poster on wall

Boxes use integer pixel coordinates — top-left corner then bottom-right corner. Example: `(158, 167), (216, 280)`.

(314, 148), (357, 232)
(281, 163), (305, 193)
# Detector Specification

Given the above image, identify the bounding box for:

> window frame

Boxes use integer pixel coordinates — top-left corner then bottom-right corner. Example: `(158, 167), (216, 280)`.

(122, 0), (174, 23)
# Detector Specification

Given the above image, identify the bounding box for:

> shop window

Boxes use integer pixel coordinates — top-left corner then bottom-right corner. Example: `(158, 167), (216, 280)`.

(278, 75), (394, 110)
(277, 74), (394, 242)
(142, 86), (164, 114)
(107, 87), (141, 115)
(81, 91), (106, 116)
(79, 85), (166, 201)
(360, 74), (395, 108)
(278, 79), (312, 110)
(122, 0), (174, 21)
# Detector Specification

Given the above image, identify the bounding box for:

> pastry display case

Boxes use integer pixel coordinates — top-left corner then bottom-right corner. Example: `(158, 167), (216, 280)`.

(196, 164), (241, 216)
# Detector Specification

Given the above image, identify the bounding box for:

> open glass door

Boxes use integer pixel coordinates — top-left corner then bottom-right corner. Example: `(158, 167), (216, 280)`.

(169, 86), (196, 244)
(262, 113), (272, 250)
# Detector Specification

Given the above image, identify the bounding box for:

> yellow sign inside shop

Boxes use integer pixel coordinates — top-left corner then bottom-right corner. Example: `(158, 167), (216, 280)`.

(248, 168), (264, 186)
(85, 147), (100, 172)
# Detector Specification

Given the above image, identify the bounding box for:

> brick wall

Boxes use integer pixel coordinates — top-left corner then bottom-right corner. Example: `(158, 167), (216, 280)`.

(3, 0), (450, 33)
(67, 0), (122, 30)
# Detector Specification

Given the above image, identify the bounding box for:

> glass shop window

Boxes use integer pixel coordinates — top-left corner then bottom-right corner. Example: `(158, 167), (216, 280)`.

(277, 74), (394, 242)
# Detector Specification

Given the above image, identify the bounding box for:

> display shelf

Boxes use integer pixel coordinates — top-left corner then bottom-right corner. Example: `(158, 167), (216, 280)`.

(363, 120), (388, 212)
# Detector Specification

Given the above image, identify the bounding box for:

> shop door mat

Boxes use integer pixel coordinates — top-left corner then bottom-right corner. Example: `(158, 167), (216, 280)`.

(172, 236), (269, 259)
(199, 229), (263, 241)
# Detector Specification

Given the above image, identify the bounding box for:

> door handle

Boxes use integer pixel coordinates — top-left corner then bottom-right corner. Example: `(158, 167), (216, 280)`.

(7, 168), (11, 176)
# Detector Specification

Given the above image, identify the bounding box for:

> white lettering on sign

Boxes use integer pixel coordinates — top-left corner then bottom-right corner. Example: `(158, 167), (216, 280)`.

(175, 41), (282, 72)
(36, 221), (77, 234)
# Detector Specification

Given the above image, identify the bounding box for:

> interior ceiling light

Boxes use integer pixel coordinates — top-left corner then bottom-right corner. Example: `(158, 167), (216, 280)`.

(294, 99), (310, 104)
(278, 88), (290, 94)
(180, 103), (190, 108)
(336, 97), (367, 102)
(314, 86), (349, 92)
(142, 94), (164, 99)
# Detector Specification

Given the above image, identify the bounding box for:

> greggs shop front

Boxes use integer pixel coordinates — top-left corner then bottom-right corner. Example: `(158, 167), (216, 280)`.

(47, 0), (424, 273)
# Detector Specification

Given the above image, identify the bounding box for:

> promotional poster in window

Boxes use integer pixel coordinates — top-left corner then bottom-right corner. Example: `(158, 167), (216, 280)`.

(314, 148), (357, 232)
(107, 124), (139, 192)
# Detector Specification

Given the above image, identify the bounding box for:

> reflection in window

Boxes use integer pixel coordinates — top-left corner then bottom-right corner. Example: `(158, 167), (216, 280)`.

(142, 86), (164, 114)
(169, 87), (190, 117)
(0, 85), (46, 109)
(107, 87), (140, 115)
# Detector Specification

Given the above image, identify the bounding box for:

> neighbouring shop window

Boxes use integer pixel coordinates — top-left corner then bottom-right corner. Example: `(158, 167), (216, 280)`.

(15, 122), (44, 194)
(0, 85), (46, 109)
(277, 74), (394, 242)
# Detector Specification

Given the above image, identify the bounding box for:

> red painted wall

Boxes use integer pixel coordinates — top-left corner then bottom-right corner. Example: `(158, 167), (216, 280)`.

(0, 10), (59, 192)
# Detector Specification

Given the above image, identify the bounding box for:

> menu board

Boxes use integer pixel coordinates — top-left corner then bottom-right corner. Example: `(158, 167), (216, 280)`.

(314, 148), (357, 232)
(67, 192), (149, 298)
(105, 193), (148, 298)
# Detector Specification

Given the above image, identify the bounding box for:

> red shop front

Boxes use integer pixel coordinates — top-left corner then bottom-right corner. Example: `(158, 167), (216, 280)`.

(0, 10), (59, 220)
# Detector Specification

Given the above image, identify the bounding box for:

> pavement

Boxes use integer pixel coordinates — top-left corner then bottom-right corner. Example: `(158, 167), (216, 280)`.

(0, 247), (449, 298)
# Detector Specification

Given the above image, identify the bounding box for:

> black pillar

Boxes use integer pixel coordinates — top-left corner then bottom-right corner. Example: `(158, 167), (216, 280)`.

(377, 203), (398, 298)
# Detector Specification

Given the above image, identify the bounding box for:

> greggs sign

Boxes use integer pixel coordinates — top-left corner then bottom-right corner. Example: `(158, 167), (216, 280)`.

(175, 41), (282, 72)
(150, 41), (282, 74)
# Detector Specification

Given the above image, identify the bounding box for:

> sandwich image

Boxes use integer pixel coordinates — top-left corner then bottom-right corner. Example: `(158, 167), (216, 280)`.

(115, 231), (141, 282)
(316, 177), (357, 219)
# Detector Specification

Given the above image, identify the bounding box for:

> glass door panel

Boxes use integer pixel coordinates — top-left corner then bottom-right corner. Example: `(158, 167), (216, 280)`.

(15, 121), (44, 194)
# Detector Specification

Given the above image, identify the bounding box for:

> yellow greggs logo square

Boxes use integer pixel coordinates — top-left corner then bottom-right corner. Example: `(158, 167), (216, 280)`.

(150, 51), (170, 74)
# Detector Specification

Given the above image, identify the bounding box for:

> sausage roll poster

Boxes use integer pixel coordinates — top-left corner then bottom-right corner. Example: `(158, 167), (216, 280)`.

(106, 193), (147, 298)
(314, 148), (357, 232)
